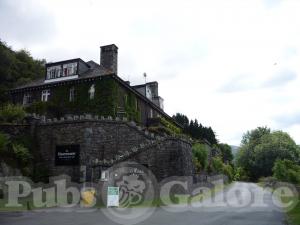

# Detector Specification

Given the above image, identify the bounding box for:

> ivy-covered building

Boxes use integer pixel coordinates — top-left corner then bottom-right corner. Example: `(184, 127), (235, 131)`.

(9, 44), (178, 128)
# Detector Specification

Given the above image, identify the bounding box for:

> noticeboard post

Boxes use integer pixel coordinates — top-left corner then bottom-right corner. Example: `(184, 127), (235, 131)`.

(107, 187), (119, 207)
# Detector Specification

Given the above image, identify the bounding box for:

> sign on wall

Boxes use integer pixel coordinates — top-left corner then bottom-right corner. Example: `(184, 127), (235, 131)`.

(55, 145), (80, 166)
(107, 187), (119, 207)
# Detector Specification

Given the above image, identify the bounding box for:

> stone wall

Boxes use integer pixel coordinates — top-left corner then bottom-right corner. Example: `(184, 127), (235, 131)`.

(13, 115), (194, 182)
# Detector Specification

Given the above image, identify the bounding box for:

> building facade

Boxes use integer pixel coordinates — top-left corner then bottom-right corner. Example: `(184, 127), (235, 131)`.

(9, 44), (178, 128)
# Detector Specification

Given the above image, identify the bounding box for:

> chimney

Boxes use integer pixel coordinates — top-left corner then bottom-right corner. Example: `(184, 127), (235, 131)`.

(100, 44), (118, 74)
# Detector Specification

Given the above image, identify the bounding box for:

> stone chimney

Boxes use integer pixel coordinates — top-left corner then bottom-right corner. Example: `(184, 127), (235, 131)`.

(100, 44), (118, 74)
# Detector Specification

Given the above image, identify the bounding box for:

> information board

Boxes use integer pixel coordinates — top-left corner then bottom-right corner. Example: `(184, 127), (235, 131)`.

(107, 187), (119, 207)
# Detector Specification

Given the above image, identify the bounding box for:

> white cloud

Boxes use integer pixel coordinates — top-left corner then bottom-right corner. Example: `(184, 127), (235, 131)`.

(1, 0), (300, 145)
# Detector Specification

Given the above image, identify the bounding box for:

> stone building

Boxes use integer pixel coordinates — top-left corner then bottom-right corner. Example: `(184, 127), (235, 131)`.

(5, 45), (194, 182)
(9, 44), (173, 127)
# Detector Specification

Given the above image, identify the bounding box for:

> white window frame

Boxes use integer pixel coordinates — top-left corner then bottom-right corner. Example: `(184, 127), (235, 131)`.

(69, 87), (75, 102)
(23, 93), (32, 105)
(41, 89), (50, 102)
(100, 170), (109, 181)
(89, 84), (95, 100)
(47, 65), (61, 80)
(63, 62), (77, 77)
(149, 109), (153, 118)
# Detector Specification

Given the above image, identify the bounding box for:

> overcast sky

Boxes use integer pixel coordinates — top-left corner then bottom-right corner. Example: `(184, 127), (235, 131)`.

(1, 0), (300, 145)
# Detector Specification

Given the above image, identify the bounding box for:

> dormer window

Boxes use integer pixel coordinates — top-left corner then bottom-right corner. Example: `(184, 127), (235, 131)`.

(45, 62), (78, 83)
(63, 63), (77, 76)
(89, 84), (95, 100)
(41, 89), (50, 102)
(47, 66), (61, 79)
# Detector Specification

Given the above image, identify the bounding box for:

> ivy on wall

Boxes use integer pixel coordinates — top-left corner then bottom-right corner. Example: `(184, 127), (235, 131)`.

(124, 92), (141, 123)
(26, 77), (119, 118)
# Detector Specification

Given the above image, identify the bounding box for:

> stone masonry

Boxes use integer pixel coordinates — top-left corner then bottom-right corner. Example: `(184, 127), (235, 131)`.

(1, 115), (194, 182)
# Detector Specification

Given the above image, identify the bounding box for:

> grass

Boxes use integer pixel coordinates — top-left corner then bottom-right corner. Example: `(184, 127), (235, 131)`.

(285, 197), (300, 225)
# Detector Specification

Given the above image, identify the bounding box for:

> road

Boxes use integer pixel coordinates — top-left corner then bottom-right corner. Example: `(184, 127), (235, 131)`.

(0, 182), (286, 225)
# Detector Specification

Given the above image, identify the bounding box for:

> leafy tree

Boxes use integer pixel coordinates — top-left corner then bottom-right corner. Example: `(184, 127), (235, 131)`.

(0, 104), (26, 123)
(0, 40), (45, 104)
(223, 164), (234, 181)
(218, 143), (234, 164)
(234, 167), (249, 181)
(273, 159), (300, 184)
(211, 157), (224, 173)
(192, 143), (208, 172)
(237, 127), (300, 181)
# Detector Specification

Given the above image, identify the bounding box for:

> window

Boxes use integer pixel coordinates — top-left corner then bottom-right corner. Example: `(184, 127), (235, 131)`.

(101, 170), (109, 181)
(89, 84), (95, 100)
(23, 93), (32, 105)
(41, 89), (50, 102)
(149, 109), (153, 118)
(47, 65), (61, 79)
(69, 87), (75, 102)
(63, 63), (77, 76)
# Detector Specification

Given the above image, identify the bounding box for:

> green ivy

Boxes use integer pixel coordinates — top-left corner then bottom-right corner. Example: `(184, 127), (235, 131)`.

(26, 77), (120, 118)
(124, 92), (141, 123)
(159, 117), (182, 134)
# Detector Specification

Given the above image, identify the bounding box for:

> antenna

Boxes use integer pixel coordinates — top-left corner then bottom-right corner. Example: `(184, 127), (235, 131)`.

(143, 72), (147, 84)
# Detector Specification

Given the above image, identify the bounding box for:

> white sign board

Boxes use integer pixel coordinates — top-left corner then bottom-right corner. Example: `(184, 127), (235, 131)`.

(107, 187), (119, 207)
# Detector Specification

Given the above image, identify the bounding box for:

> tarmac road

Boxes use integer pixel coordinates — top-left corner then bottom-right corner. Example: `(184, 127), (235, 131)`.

(0, 182), (287, 225)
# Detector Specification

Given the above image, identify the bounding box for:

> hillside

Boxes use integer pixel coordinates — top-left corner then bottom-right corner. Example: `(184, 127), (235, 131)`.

(0, 40), (46, 103)
(230, 145), (240, 156)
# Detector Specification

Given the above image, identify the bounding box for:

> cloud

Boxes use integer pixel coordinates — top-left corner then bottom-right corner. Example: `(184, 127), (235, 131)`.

(1, 0), (300, 145)
(263, 0), (282, 8)
(262, 69), (297, 88)
(218, 74), (258, 93)
(274, 111), (300, 127)
(0, 0), (56, 45)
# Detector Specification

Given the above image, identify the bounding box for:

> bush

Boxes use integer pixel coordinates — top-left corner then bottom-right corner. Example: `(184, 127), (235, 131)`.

(223, 164), (234, 181)
(0, 104), (26, 123)
(234, 167), (249, 181)
(273, 159), (300, 184)
(0, 132), (9, 153)
(192, 143), (208, 172)
(211, 157), (224, 173)
(12, 143), (32, 164)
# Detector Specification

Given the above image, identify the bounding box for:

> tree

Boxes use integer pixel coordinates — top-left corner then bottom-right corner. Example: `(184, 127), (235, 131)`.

(273, 159), (300, 184)
(234, 167), (249, 181)
(211, 157), (224, 173)
(218, 143), (234, 164)
(237, 127), (300, 181)
(0, 40), (45, 104)
(173, 112), (218, 144)
(192, 143), (208, 172)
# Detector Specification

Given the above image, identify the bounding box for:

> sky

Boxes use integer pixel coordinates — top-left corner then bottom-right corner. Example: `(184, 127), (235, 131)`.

(1, 0), (300, 145)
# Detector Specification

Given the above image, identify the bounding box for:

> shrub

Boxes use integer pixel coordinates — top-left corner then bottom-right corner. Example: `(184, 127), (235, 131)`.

(234, 167), (249, 181)
(12, 143), (32, 164)
(192, 143), (208, 171)
(223, 164), (234, 181)
(211, 157), (224, 173)
(0, 132), (9, 153)
(273, 159), (300, 184)
(0, 104), (26, 123)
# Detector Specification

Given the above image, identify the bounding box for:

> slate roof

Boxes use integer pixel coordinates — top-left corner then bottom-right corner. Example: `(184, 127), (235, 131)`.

(11, 60), (110, 91)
